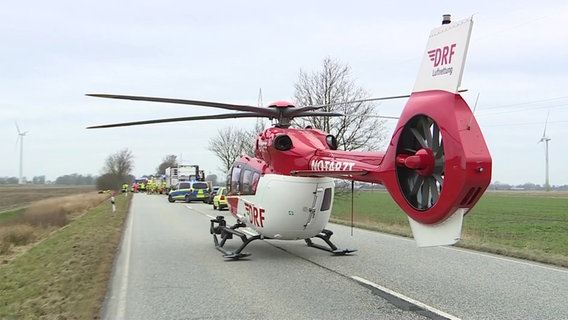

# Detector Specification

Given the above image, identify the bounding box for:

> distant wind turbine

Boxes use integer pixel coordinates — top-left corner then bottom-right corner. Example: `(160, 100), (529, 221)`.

(538, 112), (551, 191)
(15, 122), (28, 184)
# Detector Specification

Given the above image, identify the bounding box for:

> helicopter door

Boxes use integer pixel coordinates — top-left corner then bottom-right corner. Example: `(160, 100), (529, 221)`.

(304, 184), (331, 229)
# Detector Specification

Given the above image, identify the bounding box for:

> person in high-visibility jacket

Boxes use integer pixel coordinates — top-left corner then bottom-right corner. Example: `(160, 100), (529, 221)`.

(122, 183), (129, 195)
(146, 180), (154, 194)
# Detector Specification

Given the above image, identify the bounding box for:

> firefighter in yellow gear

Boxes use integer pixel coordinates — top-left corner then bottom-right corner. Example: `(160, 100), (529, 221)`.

(146, 181), (154, 194)
(161, 180), (167, 194)
(122, 183), (129, 196)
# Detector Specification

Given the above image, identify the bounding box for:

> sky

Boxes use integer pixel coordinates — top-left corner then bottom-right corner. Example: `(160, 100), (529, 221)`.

(1, 1), (567, 186)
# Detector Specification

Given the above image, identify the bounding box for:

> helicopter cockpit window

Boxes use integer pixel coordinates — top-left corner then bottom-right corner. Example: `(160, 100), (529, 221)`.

(252, 172), (260, 193)
(242, 169), (253, 195)
(228, 163), (261, 196)
(230, 166), (241, 194)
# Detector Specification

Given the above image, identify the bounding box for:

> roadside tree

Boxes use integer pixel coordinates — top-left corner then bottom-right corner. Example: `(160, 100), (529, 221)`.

(156, 155), (178, 175)
(208, 126), (255, 173)
(293, 57), (387, 151)
(97, 148), (134, 190)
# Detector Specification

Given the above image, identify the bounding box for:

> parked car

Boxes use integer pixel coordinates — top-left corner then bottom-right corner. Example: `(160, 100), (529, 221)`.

(206, 186), (220, 204)
(212, 187), (228, 210)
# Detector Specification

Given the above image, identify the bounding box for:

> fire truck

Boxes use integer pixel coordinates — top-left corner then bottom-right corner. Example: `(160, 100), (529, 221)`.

(165, 164), (211, 203)
(164, 164), (206, 193)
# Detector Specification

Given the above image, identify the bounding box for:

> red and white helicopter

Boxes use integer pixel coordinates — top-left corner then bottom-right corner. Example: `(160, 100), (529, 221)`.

(88, 15), (492, 259)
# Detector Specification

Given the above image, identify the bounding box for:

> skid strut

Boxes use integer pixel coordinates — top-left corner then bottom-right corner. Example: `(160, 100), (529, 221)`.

(210, 215), (261, 259)
(210, 217), (355, 259)
(304, 229), (357, 255)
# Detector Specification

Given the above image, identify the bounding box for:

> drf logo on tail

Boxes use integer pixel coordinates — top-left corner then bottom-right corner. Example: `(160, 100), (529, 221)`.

(428, 43), (456, 67)
(428, 43), (456, 77)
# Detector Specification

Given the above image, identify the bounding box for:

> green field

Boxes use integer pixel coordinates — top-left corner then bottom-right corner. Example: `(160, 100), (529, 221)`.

(331, 190), (568, 266)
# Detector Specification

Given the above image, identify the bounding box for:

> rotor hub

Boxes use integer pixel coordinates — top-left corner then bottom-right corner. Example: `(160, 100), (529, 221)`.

(394, 114), (444, 212)
(396, 148), (435, 176)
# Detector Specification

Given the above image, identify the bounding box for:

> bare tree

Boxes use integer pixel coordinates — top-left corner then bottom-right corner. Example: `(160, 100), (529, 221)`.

(294, 57), (387, 151)
(208, 126), (256, 173)
(156, 154), (178, 174)
(98, 148), (134, 190)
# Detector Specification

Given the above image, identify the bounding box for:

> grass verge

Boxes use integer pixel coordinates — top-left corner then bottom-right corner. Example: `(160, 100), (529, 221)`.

(0, 193), (130, 320)
(331, 190), (568, 267)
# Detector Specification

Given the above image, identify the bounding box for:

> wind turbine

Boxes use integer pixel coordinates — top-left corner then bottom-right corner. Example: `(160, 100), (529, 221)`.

(15, 123), (28, 184)
(538, 112), (551, 191)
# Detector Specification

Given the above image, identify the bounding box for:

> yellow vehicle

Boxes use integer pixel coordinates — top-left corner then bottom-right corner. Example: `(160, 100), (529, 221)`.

(212, 186), (228, 210)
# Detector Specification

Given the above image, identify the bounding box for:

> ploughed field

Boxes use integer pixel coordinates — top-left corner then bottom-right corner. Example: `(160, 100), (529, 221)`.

(0, 185), (95, 212)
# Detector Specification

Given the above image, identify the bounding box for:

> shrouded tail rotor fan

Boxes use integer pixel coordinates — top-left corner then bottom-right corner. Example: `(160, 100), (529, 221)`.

(396, 115), (444, 210)
(382, 91), (491, 226)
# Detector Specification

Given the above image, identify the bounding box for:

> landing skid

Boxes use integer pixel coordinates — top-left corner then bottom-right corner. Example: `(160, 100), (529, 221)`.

(210, 216), (257, 259)
(210, 216), (356, 259)
(305, 229), (357, 255)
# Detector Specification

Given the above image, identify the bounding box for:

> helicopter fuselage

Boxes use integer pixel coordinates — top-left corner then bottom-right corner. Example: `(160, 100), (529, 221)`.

(226, 174), (335, 240)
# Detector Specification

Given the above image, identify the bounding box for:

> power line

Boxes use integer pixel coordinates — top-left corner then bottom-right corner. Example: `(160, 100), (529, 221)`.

(482, 119), (568, 128)
(477, 95), (568, 110)
(477, 102), (568, 117)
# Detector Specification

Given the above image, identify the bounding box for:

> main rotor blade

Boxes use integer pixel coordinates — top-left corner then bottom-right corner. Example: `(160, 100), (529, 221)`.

(353, 115), (399, 119)
(87, 112), (262, 129)
(86, 94), (277, 117)
(306, 89), (469, 109)
(289, 111), (344, 117)
(289, 105), (329, 113)
(307, 95), (412, 110)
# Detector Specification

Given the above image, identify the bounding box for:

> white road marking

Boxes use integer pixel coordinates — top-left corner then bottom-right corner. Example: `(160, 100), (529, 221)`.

(351, 276), (461, 320)
(115, 207), (134, 319)
(442, 246), (568, 273)
(185, 205), (258, 237)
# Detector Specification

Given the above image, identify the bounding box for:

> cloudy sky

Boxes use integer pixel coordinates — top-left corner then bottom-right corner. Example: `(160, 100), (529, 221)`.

(1, 1), (567, 186)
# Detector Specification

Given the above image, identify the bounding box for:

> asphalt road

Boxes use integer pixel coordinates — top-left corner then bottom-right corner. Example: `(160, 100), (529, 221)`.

(100, 193), (568, 320)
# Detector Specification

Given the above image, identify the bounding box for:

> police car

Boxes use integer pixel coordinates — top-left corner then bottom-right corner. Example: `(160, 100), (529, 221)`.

(167, 181), (210, 203)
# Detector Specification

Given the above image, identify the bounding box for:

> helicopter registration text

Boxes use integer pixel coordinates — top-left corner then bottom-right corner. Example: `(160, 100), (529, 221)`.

(310, 159), (355, 171)
(244, 202), (265, 228)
